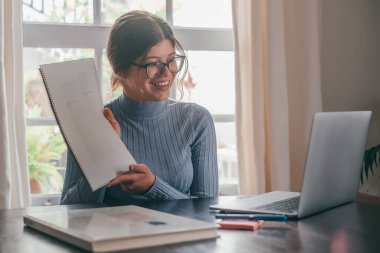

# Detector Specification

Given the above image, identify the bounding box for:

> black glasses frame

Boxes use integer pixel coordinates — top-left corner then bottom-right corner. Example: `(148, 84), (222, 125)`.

(132, 55), (186, 79)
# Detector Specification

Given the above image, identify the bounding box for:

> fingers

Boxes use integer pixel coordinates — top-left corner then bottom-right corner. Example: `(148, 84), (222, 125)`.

(103, 108), (121, 136)
(108, 173), (135, 187)
(107, 164), (155, 193)
(103, 108), (115, 122)
(129, 164), (149, 173)
(107, 165), (143, 187)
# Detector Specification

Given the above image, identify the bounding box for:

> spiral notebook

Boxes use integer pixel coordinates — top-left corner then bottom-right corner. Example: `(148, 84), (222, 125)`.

(39, 58), (136, 191)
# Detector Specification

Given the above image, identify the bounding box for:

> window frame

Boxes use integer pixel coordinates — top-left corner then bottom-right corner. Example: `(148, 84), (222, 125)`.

(23, 0), (236, 205)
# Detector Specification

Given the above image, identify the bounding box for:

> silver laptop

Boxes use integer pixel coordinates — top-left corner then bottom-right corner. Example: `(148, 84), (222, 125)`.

(210, 111), (372, 219)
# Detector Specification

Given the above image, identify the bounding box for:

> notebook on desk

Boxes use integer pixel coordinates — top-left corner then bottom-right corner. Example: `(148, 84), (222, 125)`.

(24, 205), (218, 252)
(210, 111), (372, 219)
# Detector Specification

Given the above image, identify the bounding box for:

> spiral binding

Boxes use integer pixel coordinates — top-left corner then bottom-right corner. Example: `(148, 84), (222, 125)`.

(39, 67), (95, 191)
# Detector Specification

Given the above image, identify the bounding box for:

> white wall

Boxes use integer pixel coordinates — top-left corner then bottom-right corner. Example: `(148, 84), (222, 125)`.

(320, 0), (380, 195)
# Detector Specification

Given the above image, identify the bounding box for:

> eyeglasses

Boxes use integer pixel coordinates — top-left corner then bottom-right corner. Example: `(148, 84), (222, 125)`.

(132, 55), (186, 79)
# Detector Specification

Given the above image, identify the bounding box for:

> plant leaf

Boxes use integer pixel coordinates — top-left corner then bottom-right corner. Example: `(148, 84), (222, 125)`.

(362, 144), (380, 183)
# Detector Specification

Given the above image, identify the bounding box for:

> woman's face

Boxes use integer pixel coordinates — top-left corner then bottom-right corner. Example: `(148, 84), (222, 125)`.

(122, 39), (176, 102)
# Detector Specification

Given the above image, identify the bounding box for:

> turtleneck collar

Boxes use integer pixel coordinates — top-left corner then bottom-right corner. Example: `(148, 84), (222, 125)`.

(119, 93), (169, 119)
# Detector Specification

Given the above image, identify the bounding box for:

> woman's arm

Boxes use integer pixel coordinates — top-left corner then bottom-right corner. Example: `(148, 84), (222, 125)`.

(60, 150), (106, 204)
(142, 107), (219, 199)
(142, 175), (191, 199)
(189, 108), (219, 197)
(104, 105), (218, 200)
(107, 163), (191, 200)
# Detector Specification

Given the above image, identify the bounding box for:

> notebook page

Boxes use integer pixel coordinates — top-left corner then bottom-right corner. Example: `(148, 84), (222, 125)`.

(40, 58), (136, 191)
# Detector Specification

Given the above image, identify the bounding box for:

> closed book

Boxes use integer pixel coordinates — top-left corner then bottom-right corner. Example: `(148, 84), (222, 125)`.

(23, 205), (218, 252)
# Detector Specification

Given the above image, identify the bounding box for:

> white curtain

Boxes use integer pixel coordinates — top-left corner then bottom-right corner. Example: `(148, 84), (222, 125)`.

(232, 0), (323, 195)
(0, 0), (30, 209)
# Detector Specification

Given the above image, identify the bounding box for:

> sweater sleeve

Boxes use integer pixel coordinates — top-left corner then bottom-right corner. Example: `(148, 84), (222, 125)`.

(60, 150), (106, 204)
(143, 106), (219, 199)
(142, 176), (190, 199)
(188, 107), (219, 197)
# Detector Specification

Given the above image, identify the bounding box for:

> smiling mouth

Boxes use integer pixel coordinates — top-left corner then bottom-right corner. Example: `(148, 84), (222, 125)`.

(151, 81), (170, 87)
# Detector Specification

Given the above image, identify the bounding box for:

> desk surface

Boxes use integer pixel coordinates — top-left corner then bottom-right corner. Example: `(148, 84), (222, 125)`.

(1, 196), (380, 253)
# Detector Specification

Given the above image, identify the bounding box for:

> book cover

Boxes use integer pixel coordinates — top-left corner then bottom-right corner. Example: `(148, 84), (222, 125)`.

(24, 205), (218, 252)
(39, 58), (136, 191)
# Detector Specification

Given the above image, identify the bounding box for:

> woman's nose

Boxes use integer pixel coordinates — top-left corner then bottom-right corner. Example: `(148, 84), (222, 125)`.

(161, 64), (171, 77)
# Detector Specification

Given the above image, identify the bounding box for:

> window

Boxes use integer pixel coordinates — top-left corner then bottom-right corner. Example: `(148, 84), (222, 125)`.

(23, 0), (237, 203)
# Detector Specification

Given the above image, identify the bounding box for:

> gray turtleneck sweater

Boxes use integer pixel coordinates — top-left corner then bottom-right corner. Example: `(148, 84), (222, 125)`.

(60, 94), (219, 205)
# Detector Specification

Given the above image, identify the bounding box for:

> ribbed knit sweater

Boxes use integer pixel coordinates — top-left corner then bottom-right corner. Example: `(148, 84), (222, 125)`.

(60, 94), (218, 205)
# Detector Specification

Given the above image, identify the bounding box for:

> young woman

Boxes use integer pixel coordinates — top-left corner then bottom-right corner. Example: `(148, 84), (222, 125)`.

(61, 10), (218, 205)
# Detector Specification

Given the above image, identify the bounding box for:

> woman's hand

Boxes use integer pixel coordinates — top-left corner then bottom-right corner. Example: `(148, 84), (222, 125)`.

(107, 164), (156, 193)
(103, 108), (121, 137)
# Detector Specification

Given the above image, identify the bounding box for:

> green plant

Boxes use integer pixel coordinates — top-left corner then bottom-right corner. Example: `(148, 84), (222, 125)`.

(361, 144), (380, 184)
(27, 123), (66, 192)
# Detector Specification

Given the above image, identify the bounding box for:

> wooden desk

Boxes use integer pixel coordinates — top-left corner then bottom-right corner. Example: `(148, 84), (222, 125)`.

(1, 196), (380, 253)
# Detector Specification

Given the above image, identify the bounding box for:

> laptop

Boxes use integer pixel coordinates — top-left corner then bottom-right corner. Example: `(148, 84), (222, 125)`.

(210, 111), (372, 219)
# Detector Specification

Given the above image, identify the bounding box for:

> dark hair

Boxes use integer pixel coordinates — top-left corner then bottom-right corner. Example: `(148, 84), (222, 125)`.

(106, 10), (188, 92)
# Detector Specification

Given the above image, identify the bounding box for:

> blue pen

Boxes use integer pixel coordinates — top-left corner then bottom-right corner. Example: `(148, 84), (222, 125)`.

(215, 213), (288, 221)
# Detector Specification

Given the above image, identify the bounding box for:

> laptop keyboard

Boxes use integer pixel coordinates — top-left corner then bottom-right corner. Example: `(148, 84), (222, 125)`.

(253, 196), (300, 214)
